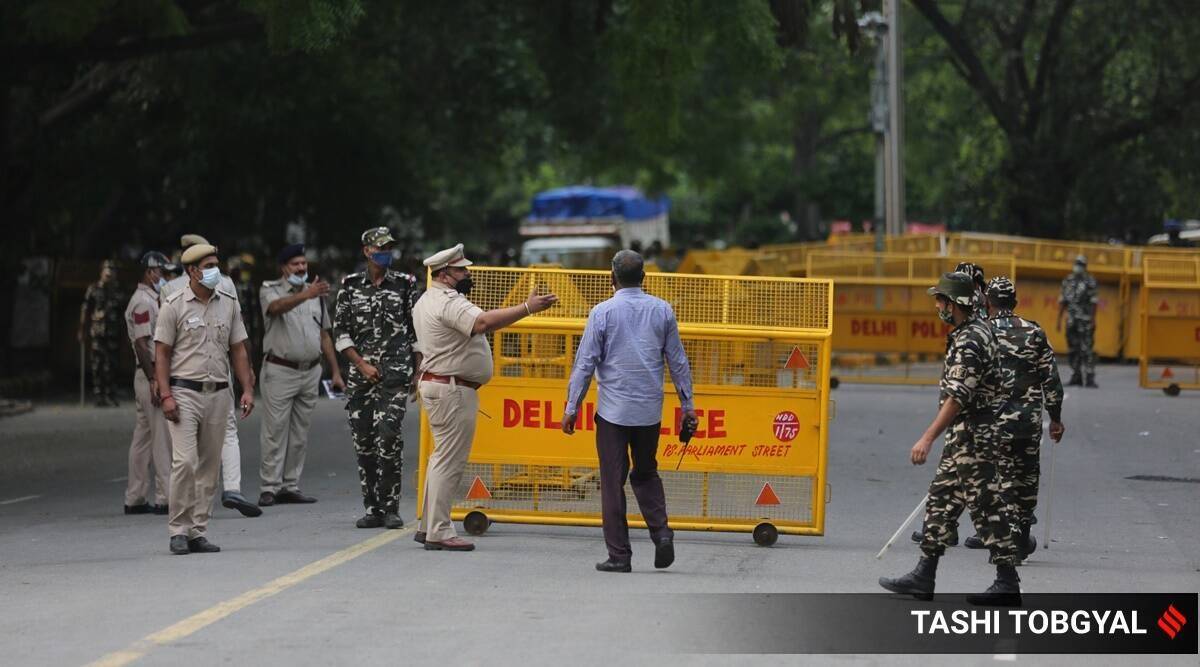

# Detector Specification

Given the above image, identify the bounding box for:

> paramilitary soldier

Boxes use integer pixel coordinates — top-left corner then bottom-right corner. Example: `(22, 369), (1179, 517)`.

(1057, 255), (1098, 387)
(155, 243), (256, 555)
(80, 260), (124, 406)
(959, 277), (1066, 561)
(333, 227), (420, 530)
(122, 251), (172, 515)
(880, 272), (1022, 606)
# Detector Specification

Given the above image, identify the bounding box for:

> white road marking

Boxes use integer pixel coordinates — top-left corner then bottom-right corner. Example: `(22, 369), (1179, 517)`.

(0, 495), (41, 505)
(107, 476), (128, 483)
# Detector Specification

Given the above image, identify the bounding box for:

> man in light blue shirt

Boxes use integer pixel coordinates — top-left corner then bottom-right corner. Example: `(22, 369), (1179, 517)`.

(562, 250), (696, 573)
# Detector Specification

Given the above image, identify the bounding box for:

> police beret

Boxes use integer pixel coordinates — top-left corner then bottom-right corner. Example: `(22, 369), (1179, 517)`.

(277, 243), (305, 265)
(424, 243), (473, 272)
(180, 234), (209, 249)
(181, 243), (218, 265)
(361, 227), (395, 247)
(140, 251), (170, 269)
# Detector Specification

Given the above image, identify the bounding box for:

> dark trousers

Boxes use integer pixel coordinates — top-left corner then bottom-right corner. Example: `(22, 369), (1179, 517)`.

(596, 415), (673, 560)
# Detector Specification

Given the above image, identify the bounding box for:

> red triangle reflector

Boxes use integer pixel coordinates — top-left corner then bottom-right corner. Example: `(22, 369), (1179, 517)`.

(784, 346), (810, 370)
(1159, 300), (1171, 312)
(755, 482), (781, 506)
(1161, 367), (1174, 379)
(465, 476), (492, 500)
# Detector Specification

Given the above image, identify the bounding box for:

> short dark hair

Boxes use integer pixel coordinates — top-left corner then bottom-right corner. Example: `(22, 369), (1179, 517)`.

(612, 250), (644, 287)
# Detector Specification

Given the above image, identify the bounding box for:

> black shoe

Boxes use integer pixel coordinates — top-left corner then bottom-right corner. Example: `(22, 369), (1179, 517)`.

(222, 491), (263, 517)
(1017, 525), (1037, 562)
(879, 557), (937, 601)
(1085, 376), (1098, 388)
(655, 537), (675, 569)
(276, 489), (317, 504)
(356, 513), (384, 529)
(964, 535), (986, 549)
(1067, 374), (1082, 386)
(595, 558), (632, 573)
(151, 504), (168, 515)
(258, 492), (276, 507)
(966, 565), (1022, 606)
(169, 535), (189, 555)
(124, 503), (152, 515)
(414, 531), (427, 544)
(187, 537), (221, 553)
(383, 513), (404, 529)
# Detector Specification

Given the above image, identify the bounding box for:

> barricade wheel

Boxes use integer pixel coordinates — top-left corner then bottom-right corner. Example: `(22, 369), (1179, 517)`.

(752, 522), (778, 547)
(464, 511), (490, 536)
(829, 377), (840, 390)
(1163, 383), (1181, 397)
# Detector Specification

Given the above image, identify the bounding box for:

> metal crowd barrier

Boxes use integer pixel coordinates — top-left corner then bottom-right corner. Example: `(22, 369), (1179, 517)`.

(1139, 257), (1200, 395)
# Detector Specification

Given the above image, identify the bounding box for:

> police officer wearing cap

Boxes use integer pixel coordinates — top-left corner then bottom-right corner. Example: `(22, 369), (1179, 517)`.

(80, 259), (123, 406)
(880, 271), (1022, 606)
(412, 243), (558, 551)
(155, 244), (256, 555)
(162, 234), (262, 517)
(122, 251), (172, 515)
(333, 227), (420, 529)
(257, 243), (344, 506)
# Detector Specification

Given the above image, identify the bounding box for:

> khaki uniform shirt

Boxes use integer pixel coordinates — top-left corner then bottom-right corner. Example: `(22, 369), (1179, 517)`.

(155, 284), (248, 382)
(125, 283), (160, 348)
(413, 286), (494, 385)
(260, 279), (329, 363)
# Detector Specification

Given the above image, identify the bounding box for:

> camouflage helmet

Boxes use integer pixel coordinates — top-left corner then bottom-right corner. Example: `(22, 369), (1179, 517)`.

(987, 276), (1016, 303)
(954, 262), (987, 291)
(1074, 254), (1087, 266)
(927, 271), (976, 306)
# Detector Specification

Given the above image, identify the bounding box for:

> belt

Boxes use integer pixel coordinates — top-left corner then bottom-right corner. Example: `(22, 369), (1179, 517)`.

(265, 353), (320, 371)
(169, 378), (229, 393)
(420, 372), (481, 390)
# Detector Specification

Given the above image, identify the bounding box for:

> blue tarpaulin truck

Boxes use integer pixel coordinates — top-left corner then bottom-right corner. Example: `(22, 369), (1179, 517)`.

(519, 186), (670, 268)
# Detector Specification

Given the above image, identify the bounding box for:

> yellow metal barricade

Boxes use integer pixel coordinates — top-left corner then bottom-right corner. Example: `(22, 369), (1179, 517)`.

(416, 267), (834, 544)
(1139, 257), (1200, 395)
(806, 252), (1016, 385)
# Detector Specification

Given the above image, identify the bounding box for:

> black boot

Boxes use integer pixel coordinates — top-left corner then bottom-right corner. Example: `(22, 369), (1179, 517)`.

(1085, 374), (1098, 388)
(964, 534), (986, 549)
(1067, 373), (1082, 386)
(911, 523), (958, 546)
(967, 564), (1022, 606)
(879, 556), (937, 601)
(1016, 524), (1037, 562)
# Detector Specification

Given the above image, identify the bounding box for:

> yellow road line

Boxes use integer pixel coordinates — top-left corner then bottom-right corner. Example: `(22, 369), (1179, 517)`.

(87, 527), (412, 667)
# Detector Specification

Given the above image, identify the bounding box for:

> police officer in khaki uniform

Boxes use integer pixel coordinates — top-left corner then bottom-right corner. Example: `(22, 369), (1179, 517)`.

(161, 234), (261, 517)
(412, 244), (557, 551)
(155, 244), (256, 555)
(122, 251), (172, 515)
(257, 243), (345, 506)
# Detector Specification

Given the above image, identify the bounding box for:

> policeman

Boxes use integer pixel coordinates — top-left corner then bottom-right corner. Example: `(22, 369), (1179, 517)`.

(1057, 255), (1098, 387)
(332, 227), (419, 529)
(412, 243), (557, 551)
(80, 260), (124, 406)
(122, 251), (172, 515)
(162, 234), (262, 517)
(959, 277), (1066, 561)
(879, 272), (1021, 606)
(154, 244), (256, 555)
(257, 243), (344, 506)
(228, 253), (262, 365)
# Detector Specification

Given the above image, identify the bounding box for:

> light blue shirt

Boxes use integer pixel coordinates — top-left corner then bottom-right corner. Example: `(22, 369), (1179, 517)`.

(565, 287), (694, 427)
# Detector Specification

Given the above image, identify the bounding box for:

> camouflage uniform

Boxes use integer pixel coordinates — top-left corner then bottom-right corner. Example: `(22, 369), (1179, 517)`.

(988, 277), (1064, 532)
(82, 276), (124, 404)
(1059, 269), (1098, 382)
(954, 262), (989, 316)
(333, 269), (420, 517)
(920, 310), (1018, 566)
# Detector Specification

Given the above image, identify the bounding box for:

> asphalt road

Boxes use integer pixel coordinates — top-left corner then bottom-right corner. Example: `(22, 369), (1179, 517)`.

(1, 364), (1196, 665)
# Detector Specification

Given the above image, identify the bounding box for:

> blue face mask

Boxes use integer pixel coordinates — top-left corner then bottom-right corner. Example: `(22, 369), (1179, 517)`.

(287, 272), (307, 287)
(154, 277), (167, 292)
(199, 267), (221, 289)
(370, 251), (393, 268)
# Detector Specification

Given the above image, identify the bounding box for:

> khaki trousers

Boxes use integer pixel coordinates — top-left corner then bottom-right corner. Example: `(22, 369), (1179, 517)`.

(221, 395), (242, 493)
(419, 380), (479, 542)
(167, 387), (232, 538)
(258, 362), (320, 492)
(125, 372), (171, 506)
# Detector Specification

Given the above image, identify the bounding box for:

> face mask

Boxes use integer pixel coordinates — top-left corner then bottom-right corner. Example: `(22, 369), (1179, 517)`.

(198, 267), (221, 289)
(937, 304), (955, 324)
(287, 272), (307, 287)
(455, 276), (474, 296)
(370, 251), (393, 268)
(154, 277), (167, 292)
(1073, 265), (1084, 275)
